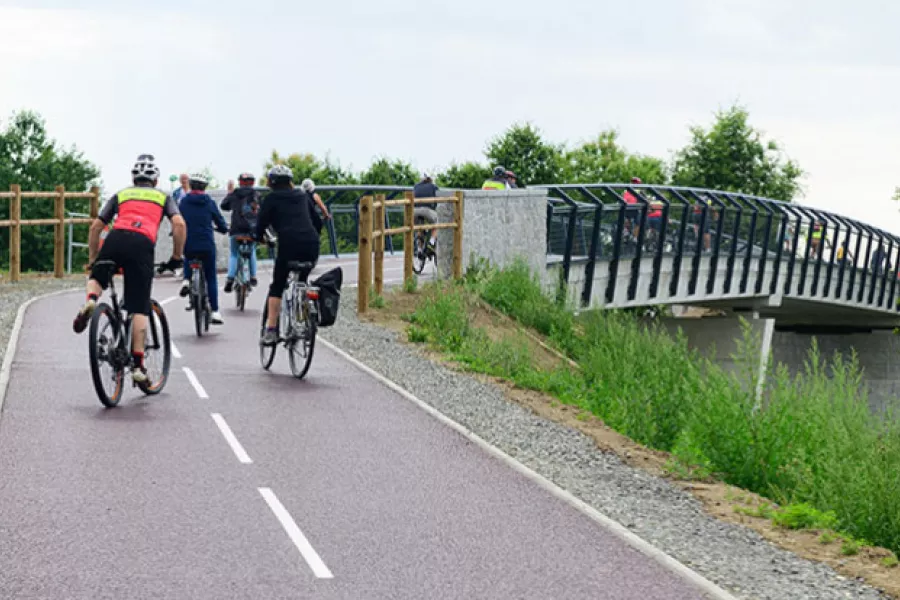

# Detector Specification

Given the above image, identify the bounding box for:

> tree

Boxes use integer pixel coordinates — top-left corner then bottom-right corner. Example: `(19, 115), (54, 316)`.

(436, 161), (492, 189)
(563, 130), (667, 184)
(0, 110), (101, 272)
(485, 123), (565, 186)
(671, 104), (803, 202)
(263, 150), (356, 186)
(359, 157), (418, 186)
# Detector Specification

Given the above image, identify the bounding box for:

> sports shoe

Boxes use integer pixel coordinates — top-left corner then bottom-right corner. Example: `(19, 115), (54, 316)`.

(179, 280), (190, 297)
(211, 311), (224, 325)
(261, 328), (279, 346)
(132, 366), (148, 384)
(72, 299), (96, 334)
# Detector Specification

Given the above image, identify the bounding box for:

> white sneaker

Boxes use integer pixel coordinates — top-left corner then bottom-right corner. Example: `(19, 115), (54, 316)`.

(132, 367), (148, 384)
(211, 311), (224, 325)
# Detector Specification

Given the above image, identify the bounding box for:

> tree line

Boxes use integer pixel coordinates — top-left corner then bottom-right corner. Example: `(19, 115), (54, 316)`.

(0, 103), (804, 272)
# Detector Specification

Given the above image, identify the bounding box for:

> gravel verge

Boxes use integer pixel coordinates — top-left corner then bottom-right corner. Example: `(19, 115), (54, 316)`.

(0, 278), (84, 368)
(321, 307), (889, 600)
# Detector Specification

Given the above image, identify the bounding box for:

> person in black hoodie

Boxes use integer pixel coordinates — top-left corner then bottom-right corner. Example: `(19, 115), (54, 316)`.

(221, 172), (261, 292)
(256, 164), (320, 345)
(178, 173), (229, 324)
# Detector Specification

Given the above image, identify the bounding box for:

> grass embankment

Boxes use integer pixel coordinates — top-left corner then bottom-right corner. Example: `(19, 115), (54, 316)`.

(381, 259), (900, 580)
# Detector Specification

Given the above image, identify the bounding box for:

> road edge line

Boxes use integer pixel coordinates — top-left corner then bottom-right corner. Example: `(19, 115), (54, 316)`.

(0, 287), (83, 420)
(318, 336), (738, 600)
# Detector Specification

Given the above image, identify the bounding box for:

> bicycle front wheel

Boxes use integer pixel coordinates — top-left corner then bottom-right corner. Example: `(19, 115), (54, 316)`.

(139, 299), (171, 396)
(88, 303), (125, 408)
(288, 303), (316, 380)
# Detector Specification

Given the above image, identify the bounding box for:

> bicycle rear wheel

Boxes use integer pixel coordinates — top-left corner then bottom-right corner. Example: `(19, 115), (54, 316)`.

(288, 301), (316, 379)
(259, 302), (277, 370)
(138, 299), (172, 395)
(193, 268), (205, 337)
(235, 284), (246, 311)
(413, 234), (427, 274)
(88, 303), (125, 408)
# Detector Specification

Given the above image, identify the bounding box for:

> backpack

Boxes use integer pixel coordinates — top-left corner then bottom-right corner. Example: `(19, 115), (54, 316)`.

(241, 192), (260, 230)
(312, 267), (343, 327)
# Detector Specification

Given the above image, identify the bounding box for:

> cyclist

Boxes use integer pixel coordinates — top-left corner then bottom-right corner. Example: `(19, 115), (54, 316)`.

(256, 165), (320, 346)
(299, 178), (332, 234)
(482, 166), (509, 190)
(72, 154), (186, 384)
(413, 173), (439, 256)
(221, 172), (261, 293)
(178, 172), (229, 324)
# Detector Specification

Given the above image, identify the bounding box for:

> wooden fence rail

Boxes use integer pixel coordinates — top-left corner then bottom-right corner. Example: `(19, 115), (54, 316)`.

(357, 191), (464, 313)
(0, 184), (101, 282)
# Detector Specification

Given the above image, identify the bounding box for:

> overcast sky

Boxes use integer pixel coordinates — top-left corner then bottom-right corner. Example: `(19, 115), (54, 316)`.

(2, 0), (898, 232)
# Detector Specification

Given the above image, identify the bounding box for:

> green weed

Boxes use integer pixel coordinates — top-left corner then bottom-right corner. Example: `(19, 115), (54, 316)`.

(772, 503), (838, 531)
(407, 258), (900, 557)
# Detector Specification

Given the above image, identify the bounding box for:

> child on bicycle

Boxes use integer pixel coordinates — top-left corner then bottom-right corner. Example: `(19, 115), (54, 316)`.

(178, 173), (229, 324)
(221, 172), (261, 293)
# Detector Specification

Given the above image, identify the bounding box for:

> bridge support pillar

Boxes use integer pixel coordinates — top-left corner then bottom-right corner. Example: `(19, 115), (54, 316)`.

(662, 312), (900, 418)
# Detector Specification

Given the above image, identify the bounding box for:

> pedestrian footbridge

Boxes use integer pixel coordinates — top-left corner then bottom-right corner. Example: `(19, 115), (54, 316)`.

(538, 184), (900, 331)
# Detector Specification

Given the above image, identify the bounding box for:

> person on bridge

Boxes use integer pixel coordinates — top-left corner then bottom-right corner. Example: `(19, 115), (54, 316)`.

(413, 173), (439, 255)
(178, 173), (229, 325)
(221, 172), (261, 293)
(482, 166), (509, 190)
(72, 154), (186, 384)
(256, 164), (320, 346)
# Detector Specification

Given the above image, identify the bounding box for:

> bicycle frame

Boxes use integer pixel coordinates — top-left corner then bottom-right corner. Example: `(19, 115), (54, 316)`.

(101, 266), (156, 372)
(235, 239), (253, 286)
(280, 271), (319, 343)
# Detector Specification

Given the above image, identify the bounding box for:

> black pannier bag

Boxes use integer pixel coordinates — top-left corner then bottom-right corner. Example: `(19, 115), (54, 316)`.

(312, 266), (343, 327)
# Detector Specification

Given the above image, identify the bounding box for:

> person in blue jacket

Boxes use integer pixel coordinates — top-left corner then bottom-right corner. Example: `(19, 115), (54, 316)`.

(178, 172), (229, 324)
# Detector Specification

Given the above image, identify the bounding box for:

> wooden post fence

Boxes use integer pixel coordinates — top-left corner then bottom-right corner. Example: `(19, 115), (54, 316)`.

(357, 190), (464, 314)
(357, 195), (374, 312)
(0, 184), (101, 282)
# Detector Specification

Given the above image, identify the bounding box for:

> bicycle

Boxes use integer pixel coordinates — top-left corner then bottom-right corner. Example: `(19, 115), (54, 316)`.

(184, 253), (212, 337)
(258, 260), (319, 379)
(87, 260), (172, 408)
(413, 225), (436, 274)
(232, 236), (255, 311)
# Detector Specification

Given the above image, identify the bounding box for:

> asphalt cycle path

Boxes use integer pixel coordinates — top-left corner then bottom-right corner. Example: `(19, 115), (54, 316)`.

(0, 261), (725, 600)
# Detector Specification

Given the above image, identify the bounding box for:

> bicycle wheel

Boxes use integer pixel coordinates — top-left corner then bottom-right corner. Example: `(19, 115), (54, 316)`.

(413, 234), (427, 274)
(236, 284), (246, 311)
(288, 299), (316, 380)
(193, 268), (204, 337)
(259, 302), (277, 370)
(138, 299), (172, 395)
(88, 303), (125, 408)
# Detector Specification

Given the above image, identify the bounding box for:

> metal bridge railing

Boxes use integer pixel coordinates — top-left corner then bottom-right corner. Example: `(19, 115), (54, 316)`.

(66, 210), (90, 273)
(208, 185), (418, 259)
(535, 183), (900, 312)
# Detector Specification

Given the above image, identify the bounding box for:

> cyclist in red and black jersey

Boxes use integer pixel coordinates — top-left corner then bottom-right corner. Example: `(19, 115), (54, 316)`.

(72, 154), (186, 384)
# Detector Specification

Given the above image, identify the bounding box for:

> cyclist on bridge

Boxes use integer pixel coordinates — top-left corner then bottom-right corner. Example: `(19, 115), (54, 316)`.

(72, 154), (186, 384)
(221, 172), (261, 293)
(482, 166), (509, 190)
(177, 173), (229, 325)
(255, 164), (320, 346)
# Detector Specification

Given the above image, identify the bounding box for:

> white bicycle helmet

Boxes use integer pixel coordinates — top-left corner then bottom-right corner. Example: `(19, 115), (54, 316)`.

(301, 178), (315, 193)
(267, 164), (294, 182)
(131, 154), (160, 182)
(188, 172), (209, 186)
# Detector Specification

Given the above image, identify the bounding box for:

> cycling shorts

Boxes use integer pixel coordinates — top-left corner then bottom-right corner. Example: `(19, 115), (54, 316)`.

(91, 229), (155, 315)
(269, 238), (320, 299)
